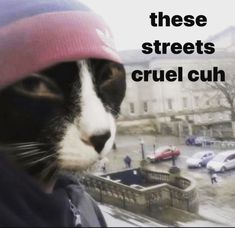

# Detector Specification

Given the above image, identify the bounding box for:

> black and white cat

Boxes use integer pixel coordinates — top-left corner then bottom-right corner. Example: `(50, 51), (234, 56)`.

(0, 59), (126, 182)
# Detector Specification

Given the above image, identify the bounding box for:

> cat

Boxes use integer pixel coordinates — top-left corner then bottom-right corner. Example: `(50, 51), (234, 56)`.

(0, 59), (126, 182)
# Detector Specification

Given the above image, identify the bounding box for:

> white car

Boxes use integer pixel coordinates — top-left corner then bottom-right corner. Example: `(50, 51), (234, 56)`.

(187, 151), (215, 168)
(194, 136), (214, 146)
(207, 150), (235, 172)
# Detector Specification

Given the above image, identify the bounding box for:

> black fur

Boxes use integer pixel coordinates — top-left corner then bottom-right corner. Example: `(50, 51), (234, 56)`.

(0, 59), (126, 181)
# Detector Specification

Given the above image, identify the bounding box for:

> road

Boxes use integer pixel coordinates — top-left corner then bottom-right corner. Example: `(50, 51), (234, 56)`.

(94, 134), (235, 227)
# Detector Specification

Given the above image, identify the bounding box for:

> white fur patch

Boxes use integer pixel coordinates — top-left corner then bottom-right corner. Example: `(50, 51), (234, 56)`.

(58, 60), (116, 170)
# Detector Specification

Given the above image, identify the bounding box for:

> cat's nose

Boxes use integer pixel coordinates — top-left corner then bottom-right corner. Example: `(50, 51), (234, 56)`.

(90, 131), (111, 154)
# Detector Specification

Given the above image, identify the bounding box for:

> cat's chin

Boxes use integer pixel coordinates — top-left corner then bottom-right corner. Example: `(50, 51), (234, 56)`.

(57, 140), (99, 171)
(57, 123), (114, 171)
(58, 155), (98, 171)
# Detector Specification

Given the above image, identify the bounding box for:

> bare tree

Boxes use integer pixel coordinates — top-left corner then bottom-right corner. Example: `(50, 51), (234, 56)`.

(208, 73), (235, 136)
(210, 75), (235, 118)
(209, 75), (235, 119)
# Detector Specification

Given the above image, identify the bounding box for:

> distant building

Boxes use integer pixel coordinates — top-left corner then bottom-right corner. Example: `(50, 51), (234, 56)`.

(119, 27), (235, 137)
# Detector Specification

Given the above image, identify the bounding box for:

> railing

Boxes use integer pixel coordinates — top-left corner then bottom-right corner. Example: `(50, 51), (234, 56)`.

(139, 169), (198, 212)
(81, 168), (199, 214)
(157, 106), (229, 117)
(201, 140), (235, 149)
(140, 170), (170, 185)
(81, 174), (142, 209)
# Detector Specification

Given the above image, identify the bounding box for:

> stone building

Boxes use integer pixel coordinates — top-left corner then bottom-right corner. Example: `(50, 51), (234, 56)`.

(119, 27), (235, 138)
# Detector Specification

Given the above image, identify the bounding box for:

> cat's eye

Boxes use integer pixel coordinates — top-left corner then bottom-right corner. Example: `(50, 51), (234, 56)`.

(12, 74), (64, 101)
(97, 62), (126, 115)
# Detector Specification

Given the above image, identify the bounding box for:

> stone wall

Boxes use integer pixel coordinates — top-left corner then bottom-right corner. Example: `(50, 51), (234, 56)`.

(117, 119), (158, 134)
(81, 168), (199, 216)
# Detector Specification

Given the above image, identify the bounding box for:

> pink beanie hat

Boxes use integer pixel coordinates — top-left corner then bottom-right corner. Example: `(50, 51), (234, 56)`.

(0, 0), (121, 89)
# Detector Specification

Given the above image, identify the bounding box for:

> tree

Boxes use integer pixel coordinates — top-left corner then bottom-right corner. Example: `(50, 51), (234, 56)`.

(208, 73), (235, 136)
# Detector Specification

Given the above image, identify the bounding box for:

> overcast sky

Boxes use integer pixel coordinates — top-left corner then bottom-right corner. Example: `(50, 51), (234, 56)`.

(80, 0), (235, 51)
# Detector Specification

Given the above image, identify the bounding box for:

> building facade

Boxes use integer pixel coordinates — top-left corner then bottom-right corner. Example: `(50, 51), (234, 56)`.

(119, 27), (235, 137)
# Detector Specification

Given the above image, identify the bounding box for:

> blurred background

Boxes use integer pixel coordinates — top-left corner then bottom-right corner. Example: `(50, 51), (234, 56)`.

(81, 1), (235, 226)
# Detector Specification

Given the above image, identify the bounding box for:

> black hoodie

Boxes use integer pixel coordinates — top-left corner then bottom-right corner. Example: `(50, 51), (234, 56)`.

(0, 154), (106, 227)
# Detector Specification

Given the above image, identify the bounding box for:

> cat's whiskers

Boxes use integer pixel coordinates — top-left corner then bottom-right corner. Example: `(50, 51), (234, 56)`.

(12, 144), (58, 181)
(4, 143), (50, 156)
(23, 153), (56, 167)
(5, 145), (50, 160)
(15, 149), (47, 158)
(2, 142), (57, 178)
(39, 160), (58, 181)
(10, 142), (45, 145)
(9, 142), (47, 148)
(14, 145), (43, 150)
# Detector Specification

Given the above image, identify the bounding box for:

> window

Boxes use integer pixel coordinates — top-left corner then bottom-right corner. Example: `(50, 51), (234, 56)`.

(194, 96), (199, 107)
(227, 154), (235, 161)
(143, 101), (148, 113)
(129, 102), (135, 114)
(208, 114), (213, 121)
(167, 99), (173, 110)
(182, 97), (188, 109)
(217, 98), (221, 106)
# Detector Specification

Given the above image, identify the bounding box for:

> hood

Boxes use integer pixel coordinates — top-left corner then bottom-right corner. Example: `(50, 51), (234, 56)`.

(187, 158), (201, 164)
(0, 0), (121, 89)
(207, 160), (223, 167)
(147, 154), (155, 159)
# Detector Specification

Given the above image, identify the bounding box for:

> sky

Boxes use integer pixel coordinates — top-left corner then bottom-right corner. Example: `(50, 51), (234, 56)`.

(80, 0), (235, 51)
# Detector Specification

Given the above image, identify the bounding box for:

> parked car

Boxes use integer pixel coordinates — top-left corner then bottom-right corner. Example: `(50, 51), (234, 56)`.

(185, 135), (197, 145)
(186, 151), (215, 168)
(185, 136), (214, 146)
(207, 150), (235, 172)
(146, 146), (180, 162)
(195, 136), (214, 146)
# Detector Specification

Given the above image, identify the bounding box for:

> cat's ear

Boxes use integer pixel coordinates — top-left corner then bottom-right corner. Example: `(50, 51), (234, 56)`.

(11, 74), (64, 101)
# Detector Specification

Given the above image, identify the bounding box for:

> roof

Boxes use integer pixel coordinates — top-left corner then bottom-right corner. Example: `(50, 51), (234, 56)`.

(208, 26), (235, 43)
(118, 49), (153, 65)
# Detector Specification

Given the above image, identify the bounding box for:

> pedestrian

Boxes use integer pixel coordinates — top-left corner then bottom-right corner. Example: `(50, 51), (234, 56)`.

(102, 164), (106, 173)
(100, 158), (108, 173)
(170, 145), (176, 167)
(210, 171), (218, 184)
(112, 142), (117, 151)
(124, 155), (132, 168)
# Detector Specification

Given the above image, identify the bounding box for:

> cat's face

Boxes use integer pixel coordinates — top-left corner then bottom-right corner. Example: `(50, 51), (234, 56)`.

(0, 59), (126, 180)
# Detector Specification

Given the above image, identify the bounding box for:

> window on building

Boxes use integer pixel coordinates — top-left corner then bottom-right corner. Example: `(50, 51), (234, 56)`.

(208, 113), (213, 121)
(227, 154), (235, 161)
(197, 115), (201, 122)
(167, 99), (173, 110)
(219, 114), (223, 120)
(182, 97), (188, 109)
(143, 101), (148, 113)
(217, 97), (221, 106)
(194, 96), (199, 107)
(129, 102), (135, 114)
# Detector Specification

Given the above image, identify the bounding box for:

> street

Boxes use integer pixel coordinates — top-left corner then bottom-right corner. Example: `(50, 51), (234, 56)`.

(95, 134), (235, 227)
